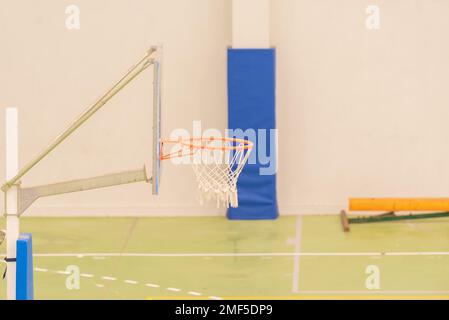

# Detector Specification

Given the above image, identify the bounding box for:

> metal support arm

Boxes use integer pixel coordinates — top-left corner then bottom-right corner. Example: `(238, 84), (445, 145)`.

(1, 47), (158, 192)
(17, 167), (150, 215)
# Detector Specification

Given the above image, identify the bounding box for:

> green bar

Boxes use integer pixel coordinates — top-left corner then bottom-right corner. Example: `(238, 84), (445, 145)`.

(349, 212), (449, 224)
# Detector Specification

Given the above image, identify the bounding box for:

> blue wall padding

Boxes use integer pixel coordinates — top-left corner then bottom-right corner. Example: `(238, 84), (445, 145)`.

(227, 48), (279, 220)
(16, 233), (34, 300)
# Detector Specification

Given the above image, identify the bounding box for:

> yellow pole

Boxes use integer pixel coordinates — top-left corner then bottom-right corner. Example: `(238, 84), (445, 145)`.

(349, 198), (449, 212)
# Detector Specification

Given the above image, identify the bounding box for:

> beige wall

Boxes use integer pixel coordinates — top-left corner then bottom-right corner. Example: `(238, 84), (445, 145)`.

(273, 0), (449, 214)
(0, 0), (231, 216)
(232, 0), (270, 48)
(1, 1), (449, 216)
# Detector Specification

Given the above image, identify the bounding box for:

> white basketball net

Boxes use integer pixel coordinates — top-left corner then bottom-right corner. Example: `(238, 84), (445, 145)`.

(185, 138), (252, 208)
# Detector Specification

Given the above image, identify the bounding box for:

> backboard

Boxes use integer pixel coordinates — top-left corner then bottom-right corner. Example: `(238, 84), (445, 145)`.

(152, 53), (162, 195)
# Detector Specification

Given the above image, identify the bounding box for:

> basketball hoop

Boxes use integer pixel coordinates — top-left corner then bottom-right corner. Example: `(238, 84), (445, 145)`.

(161, 137), (253, 208)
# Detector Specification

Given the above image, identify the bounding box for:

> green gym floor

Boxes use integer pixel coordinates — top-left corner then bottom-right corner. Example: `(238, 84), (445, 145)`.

(1, 215), (449, 300)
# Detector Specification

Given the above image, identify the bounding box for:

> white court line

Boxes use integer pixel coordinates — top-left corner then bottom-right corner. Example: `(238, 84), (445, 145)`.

(33, 266), (214, 298)
(6, 252), (449, 257)
(81, 273), (94, 278)
(56, 270), (70, 275)
(297, 290), (449, 294)
(291, 216), (302, 293)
